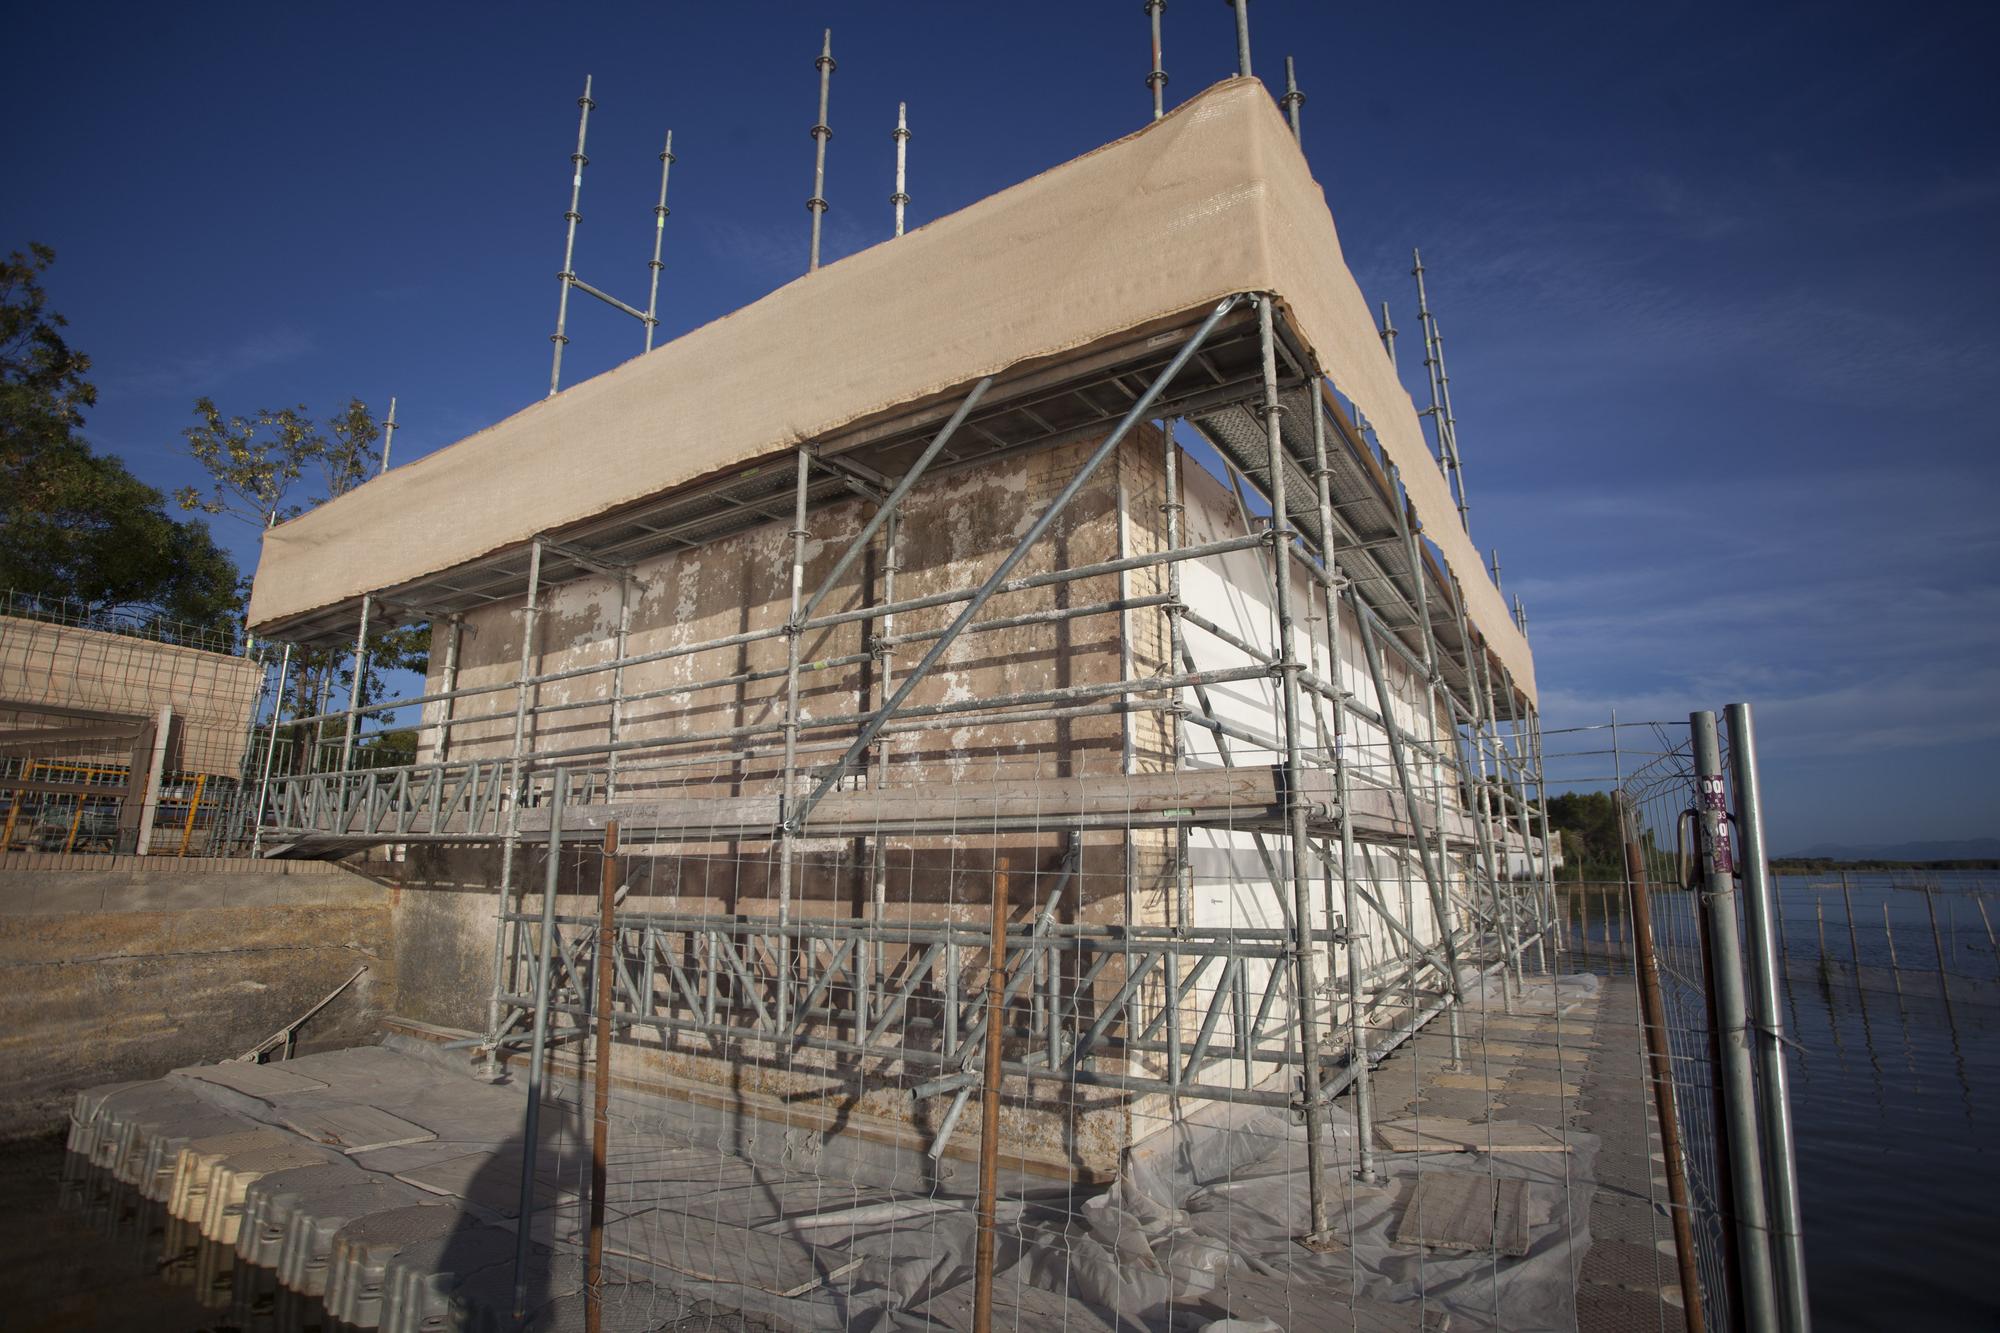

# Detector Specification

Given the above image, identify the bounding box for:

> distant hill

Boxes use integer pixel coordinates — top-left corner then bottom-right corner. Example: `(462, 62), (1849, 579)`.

(1786, 837), (2000, 862)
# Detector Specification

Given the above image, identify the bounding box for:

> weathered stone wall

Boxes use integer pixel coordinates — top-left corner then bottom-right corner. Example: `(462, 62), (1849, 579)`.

(0, 858), (395, 1137)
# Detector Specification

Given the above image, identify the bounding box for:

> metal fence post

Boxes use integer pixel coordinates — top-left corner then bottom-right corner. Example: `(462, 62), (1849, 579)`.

(1726, 702), (1810, 1333)
(1619, 795), (1706, 1332)
(1691, 709), (1779, 1332)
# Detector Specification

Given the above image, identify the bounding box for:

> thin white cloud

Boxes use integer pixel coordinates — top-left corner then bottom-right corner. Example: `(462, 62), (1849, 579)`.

(106, 328), (315, 396)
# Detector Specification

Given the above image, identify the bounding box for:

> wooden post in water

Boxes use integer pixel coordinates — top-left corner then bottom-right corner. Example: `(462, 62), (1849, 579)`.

(1619, 797), (1706, 1331)
(1975, 895), (1998, 975)
(1882, 902), (1903, 999)
(972, 858), (1008, 1333)
(586, 821), (620, 1333)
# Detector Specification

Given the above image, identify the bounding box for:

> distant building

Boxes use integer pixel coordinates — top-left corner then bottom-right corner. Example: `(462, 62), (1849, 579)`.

(0, 602), (263, 855)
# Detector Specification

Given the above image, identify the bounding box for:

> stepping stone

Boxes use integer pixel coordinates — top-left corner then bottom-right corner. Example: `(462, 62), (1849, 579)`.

(1393, 1170), (1532, 1257)
(184, 1062), (329, 1098)
(281, 1103), (437, 1154)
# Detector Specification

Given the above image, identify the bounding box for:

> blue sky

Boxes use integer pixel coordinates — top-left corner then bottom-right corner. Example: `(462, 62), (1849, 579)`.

(4, 3), (1994, 851)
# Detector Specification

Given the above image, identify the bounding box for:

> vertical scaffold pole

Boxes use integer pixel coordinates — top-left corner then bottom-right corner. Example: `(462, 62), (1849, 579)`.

(1379, 301), (1398, 368)
(512, 767), (569, 1325)
(1145, 1), (1168, 120)
(550, 77), (595, 397)
(485, 540), (545, 1067)
(1281, 56), (1304, 144)
(250, 642), (291, 858)
(1161, 431), (1193, 931)
(585, 818), (620, 1333)
(1500, 678), (1546, 971)
(1229, 0), (1253, 78)
(339, 595), (373, 772)
(1530, 707), (1561, 953)
(644, 131), (674, 353)
(1691, 709), (1780, 1333)
(1411, 249), (1469, 534)
(379, 396), (398, 472)
(891, 104), (910, 237)
(1384, 463), (1464, 961)
(1256, 298), (1333, 1246)
(775, 447), (813, 1032)
(1355, 601), (1465, 1003)
(1305, 383), (1377, 1181)
(1726, 702), (1811, 1333)
(435, 617), (462, 764)
(606, 576), (634, 801)
(807, 31), (835, 272)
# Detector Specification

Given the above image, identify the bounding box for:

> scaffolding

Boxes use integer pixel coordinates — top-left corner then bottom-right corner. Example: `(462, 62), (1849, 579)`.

(237, 64), (1570, 1324)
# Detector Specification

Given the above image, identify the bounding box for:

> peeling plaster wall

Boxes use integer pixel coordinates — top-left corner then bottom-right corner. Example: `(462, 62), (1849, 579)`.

(400, 430), (1161, 1176)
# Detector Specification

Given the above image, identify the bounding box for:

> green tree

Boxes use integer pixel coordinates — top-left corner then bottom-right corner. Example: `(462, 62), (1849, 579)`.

(0, 244), (240, 637)
(177, 393), (383, 525)
(179, 388), (428, 752)
(1545, 791), (1627, 883)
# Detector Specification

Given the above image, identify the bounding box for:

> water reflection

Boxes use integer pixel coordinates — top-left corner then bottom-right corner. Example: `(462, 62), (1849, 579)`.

(1561, 871), (2000, 1330)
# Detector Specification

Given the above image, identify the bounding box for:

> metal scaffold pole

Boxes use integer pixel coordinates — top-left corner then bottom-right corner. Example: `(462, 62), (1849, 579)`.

(511, 767), (569, 1325)
(1691, 709), (1780, 1333)
(549, 76), (595, 397)
(379, 396), (398, 471)
(1254, 296), (1334, 1247)
(1726, 702), (1811, 1333)
(1229, 0), (1253, 78)
(644, 131), (674, 352)
(1305, 383), (1377, 1181)
(434, 617), (462, 763)
(807, 31), (835, 272)
(891, 103), (910, 237)
(1145, 1), (1168, 121)
(1281, 56), (1304, 145)
(1411, 249), (1469, 534)
(338, 594), (372, 772)
(775, 445), (813, 1032)
(485, 540), (545, 1068)
(249, 642), (292, 858)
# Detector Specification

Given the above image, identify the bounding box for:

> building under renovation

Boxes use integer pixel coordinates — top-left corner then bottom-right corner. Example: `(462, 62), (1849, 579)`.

(243, 77), (1555, 1216)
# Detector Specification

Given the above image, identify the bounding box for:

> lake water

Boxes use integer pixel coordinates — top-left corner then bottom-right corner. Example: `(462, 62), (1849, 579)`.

(1567, 870), (2000, 1330)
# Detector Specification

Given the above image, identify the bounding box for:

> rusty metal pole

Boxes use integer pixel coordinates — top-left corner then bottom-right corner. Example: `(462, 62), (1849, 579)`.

(1620, 797), (1706, 1332)
(586, 820), (620, 1333)
(972, 859), (1008, 1333)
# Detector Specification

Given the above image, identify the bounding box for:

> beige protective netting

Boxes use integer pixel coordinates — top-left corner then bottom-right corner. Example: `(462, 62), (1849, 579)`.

(248, 77), (1535, 704)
